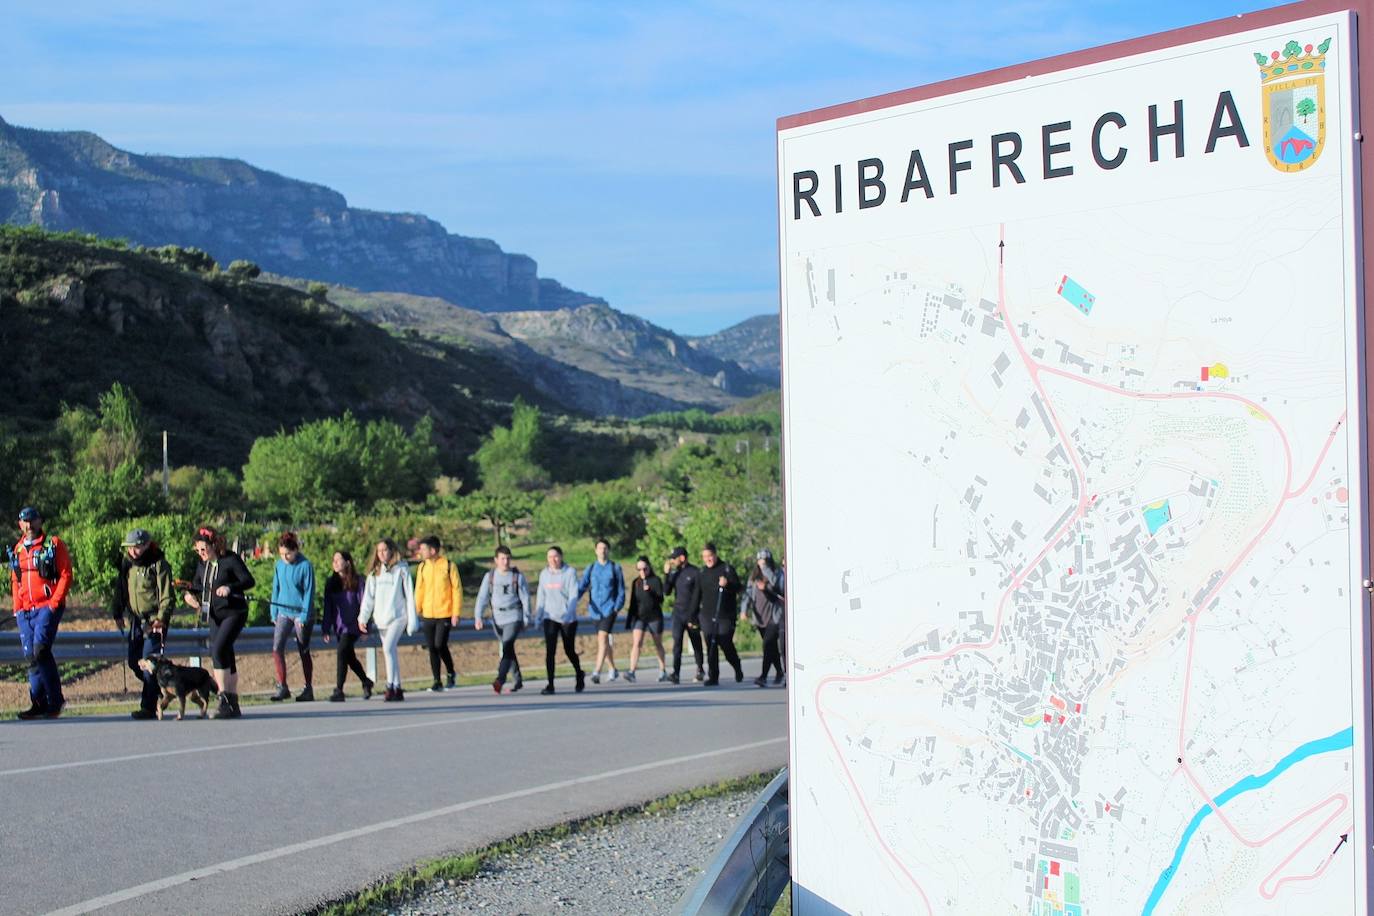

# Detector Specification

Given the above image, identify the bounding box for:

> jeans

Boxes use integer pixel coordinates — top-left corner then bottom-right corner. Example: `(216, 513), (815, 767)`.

(127, 616), (164, 711)
(495, 621), (523, 685)
(379, 622), (405, 687)
(17, 604), (63, 708)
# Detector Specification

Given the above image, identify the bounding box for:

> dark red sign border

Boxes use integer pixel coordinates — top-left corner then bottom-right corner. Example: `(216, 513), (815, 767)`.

(777, 1), (1374, 910)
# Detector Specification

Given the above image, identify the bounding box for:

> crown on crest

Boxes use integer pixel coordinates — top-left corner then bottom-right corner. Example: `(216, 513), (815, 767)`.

(1255, 38), (1330, 83)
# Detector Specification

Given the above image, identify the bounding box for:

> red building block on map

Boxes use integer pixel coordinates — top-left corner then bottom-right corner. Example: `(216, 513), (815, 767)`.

(1201, 366), (1210, 381)
(1051, 861), (1061, 876)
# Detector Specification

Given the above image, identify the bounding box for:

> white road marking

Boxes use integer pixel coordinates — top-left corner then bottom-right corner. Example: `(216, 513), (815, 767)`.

(44, 736), (787, 915)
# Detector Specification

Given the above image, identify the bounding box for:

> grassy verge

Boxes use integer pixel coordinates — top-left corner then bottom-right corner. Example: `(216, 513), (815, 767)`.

(306, 771), (777, 916)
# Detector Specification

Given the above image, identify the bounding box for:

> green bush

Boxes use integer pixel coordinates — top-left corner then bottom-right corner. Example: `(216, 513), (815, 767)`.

(533, 481), (646, 553)
(60, 514), (196, 606)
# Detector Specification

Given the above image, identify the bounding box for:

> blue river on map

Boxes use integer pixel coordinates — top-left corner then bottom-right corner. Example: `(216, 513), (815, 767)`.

(1141, 726), (1353, 915)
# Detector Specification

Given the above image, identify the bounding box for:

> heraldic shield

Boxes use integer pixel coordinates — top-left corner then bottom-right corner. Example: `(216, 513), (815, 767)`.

(1257, 37), (1330, 173)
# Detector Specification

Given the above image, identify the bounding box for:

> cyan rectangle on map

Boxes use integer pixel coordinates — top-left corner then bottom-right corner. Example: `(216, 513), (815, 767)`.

(1058, 276), (1095, 315)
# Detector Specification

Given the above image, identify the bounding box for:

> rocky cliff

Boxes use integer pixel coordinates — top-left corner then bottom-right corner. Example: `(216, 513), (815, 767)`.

(687, 314), (780, 385)
(0, 115), (602, 312)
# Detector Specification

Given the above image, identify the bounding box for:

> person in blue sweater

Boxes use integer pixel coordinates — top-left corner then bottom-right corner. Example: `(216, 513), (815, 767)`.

(577, 538), (625, 684)
(270, 532), (316, 702)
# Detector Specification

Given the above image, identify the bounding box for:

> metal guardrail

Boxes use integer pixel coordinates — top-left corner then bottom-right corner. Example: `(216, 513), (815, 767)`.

(0, 618), (541, 664)
(679, 768), (790, 916)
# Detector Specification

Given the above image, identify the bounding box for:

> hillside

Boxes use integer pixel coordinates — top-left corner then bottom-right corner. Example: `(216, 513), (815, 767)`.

(0, 114), (601, 312)
(493, 303), (770, 410)
(688, 314), (779, 385)
(0, 227), (557, 470)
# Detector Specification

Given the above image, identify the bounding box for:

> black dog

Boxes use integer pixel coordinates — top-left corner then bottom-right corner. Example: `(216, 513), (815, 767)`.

(137, 656), (216, 720)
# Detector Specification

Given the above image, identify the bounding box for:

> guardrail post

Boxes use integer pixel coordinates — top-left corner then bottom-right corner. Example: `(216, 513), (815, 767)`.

(366, 647), (377, 681)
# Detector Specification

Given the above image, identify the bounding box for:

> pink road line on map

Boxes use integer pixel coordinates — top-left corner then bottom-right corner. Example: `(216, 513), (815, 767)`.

(810, 224), (1348, 909)
(1258, 804), (1349, 899)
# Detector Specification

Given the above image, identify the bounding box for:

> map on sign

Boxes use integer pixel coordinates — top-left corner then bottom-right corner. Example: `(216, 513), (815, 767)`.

(779, 11), (1368, 916)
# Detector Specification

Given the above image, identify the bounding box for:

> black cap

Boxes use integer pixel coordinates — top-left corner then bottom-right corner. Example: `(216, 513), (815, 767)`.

(668, 546), (687, 560)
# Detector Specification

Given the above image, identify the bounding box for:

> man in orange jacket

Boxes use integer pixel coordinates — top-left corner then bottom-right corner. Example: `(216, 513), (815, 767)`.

(10, 506), (72, 719)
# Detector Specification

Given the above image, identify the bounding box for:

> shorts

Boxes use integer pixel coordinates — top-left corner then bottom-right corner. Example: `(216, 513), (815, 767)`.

(594, 614), (618, 633)
(632, 617), (664, 635)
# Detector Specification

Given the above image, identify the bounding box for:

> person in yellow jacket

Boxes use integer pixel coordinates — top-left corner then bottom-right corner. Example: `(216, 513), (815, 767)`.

(415, 535), (462, 691)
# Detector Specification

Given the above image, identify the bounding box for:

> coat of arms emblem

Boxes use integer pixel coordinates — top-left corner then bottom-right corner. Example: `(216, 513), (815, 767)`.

(1256, 37), (1330, 172)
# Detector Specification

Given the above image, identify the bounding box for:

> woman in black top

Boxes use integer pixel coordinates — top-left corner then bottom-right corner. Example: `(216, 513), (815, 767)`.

(182, 526), (255, 719)
(624, 555), (667, 683)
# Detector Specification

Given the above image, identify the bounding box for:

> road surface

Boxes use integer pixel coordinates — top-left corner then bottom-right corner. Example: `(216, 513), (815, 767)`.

(0, 675), (787, 915)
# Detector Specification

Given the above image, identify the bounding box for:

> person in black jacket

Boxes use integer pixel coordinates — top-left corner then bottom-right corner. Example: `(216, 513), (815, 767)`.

(697, 542), (743, 686)
(663, 546), (703, 684)
(624, 555), (667, 682)
(181, 526), (255, 719)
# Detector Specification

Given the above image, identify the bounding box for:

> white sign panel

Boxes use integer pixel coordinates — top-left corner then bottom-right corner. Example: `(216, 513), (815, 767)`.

(779, 10), (1368, 915)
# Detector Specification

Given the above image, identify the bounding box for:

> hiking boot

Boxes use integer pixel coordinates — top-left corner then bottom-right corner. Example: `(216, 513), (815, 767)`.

(773, 673), (784, 685)
(445, 673), (456, 689)
(574, 671), (586, 693)
(624, 670), (636, 683)
(428, 681), (444, 693)
(511, 678), (524, 693)
(734, 666), (744, 683)
(394, 687), (405, 701)
(328, 689), (346, 702)
(590, 673), (601, 685)
(754, 676), (768, 688)
(17, 703), (47, 720)
(362, 678), (375, 700)
(702, 679), (720, 687)
(668, 672), (680, 684)
(540, 684), (555, 695)
(131, 708), (158, 720)
(694, 668), (704, 683)
(658, 670), (669, 682)
(491, 679), (503, 695)
(43, 700), (66, 719)
(295, 686), (315, 702)
(225, 694), (242, 718)
(270, 684), (290, 702)
(383, 686), (397, 702)
(212, 694), (233, 719)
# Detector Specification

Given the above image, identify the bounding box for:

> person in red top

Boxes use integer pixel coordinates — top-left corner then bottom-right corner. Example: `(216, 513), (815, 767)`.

(10, 506), (73, 719)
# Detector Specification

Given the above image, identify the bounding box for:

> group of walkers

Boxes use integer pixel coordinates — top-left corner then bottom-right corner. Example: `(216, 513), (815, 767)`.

(7, 505), (785, 721)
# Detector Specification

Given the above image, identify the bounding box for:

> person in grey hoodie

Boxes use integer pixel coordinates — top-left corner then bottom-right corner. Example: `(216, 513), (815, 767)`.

(475, 545), (531, 694)
(535, 545), (585, 695)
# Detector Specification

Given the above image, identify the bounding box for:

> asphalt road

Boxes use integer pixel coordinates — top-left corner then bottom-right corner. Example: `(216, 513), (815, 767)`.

(0, 674), (788, 916)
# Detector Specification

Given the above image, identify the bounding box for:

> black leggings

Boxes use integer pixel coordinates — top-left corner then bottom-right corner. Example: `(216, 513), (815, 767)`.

(335, 632), (370, 690)
(707, 622), (742, 682)
(496, 621), (523, 685)
(672, 614), (703, 676)
(421, 618), (455, 680)
(209, 612), (247, 673)
(543, 619), (583, 684)
(759, 622), (783, 680)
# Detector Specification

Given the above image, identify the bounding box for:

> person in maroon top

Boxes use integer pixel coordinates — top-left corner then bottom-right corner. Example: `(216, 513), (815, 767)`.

(322, 550), (374, 701)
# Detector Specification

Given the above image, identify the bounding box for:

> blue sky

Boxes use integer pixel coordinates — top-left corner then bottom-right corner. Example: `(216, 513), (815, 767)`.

(3, 1), (1273, 334)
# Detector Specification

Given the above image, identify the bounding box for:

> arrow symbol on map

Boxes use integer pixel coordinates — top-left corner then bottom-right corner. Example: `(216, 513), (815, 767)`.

(1331, 833), (1349, 857)
(998, 240), (1005, 264)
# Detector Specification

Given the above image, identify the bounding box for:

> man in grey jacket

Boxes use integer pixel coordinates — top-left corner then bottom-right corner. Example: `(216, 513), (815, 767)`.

(535, 545), (585, 695)
(475, 545), (531, 694)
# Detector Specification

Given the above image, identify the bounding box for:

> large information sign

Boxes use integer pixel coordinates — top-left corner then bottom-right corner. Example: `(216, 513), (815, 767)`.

(778, 5), (1372, 914)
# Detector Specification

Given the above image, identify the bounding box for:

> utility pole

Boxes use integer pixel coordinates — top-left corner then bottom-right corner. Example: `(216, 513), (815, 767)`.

(162, 430), (169, 499)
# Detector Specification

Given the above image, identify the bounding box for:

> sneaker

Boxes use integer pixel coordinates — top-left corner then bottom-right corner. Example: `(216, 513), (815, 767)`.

(225, 694), (242, 718)
(754, 676), (768, 688)
(734, 667), (745, 684)
(131, 708), (158, 720)
(445, 673), (456, 689)
(668, 672), (680, 684)
(773, 674), (784, 685)
(702, 679), (720, 687)
(609, 669), (620, 682)
(43, 700), (66, 719)
(429, 681), (444, 693)
(658, 670), (669, 682)
(491, 679), (503, 694)
(624, 670), (636, 683)
(16, 703), (47, 720)
(295, 686), (315, 702)
(540, 684), (555, 695)
(511, 678), (524, 693)
(211, 695), (233, 719)
(590, 673), (601, 685)
(383, 686), (396, 702)
(575, 671), (586, 693)
(328, 690), (346, 702)
(362, 678), (375, 700)
(270, 684), (290, 702)
(694, 668), (705, 683)
(394, 687), (405, 702)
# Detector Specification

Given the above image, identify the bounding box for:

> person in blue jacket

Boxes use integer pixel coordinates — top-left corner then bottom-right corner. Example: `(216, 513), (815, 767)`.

(270, 531), (316, 702)
(577, 538), (625, 684)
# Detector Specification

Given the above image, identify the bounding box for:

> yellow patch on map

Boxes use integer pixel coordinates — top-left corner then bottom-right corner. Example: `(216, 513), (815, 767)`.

(1209, 362), (1230, 379)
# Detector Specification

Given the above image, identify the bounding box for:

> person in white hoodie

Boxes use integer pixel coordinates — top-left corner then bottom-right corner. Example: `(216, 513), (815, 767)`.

(475, 545), (531, 695)
(534, 545), (585, 696)
(358, 538), (418, 702)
